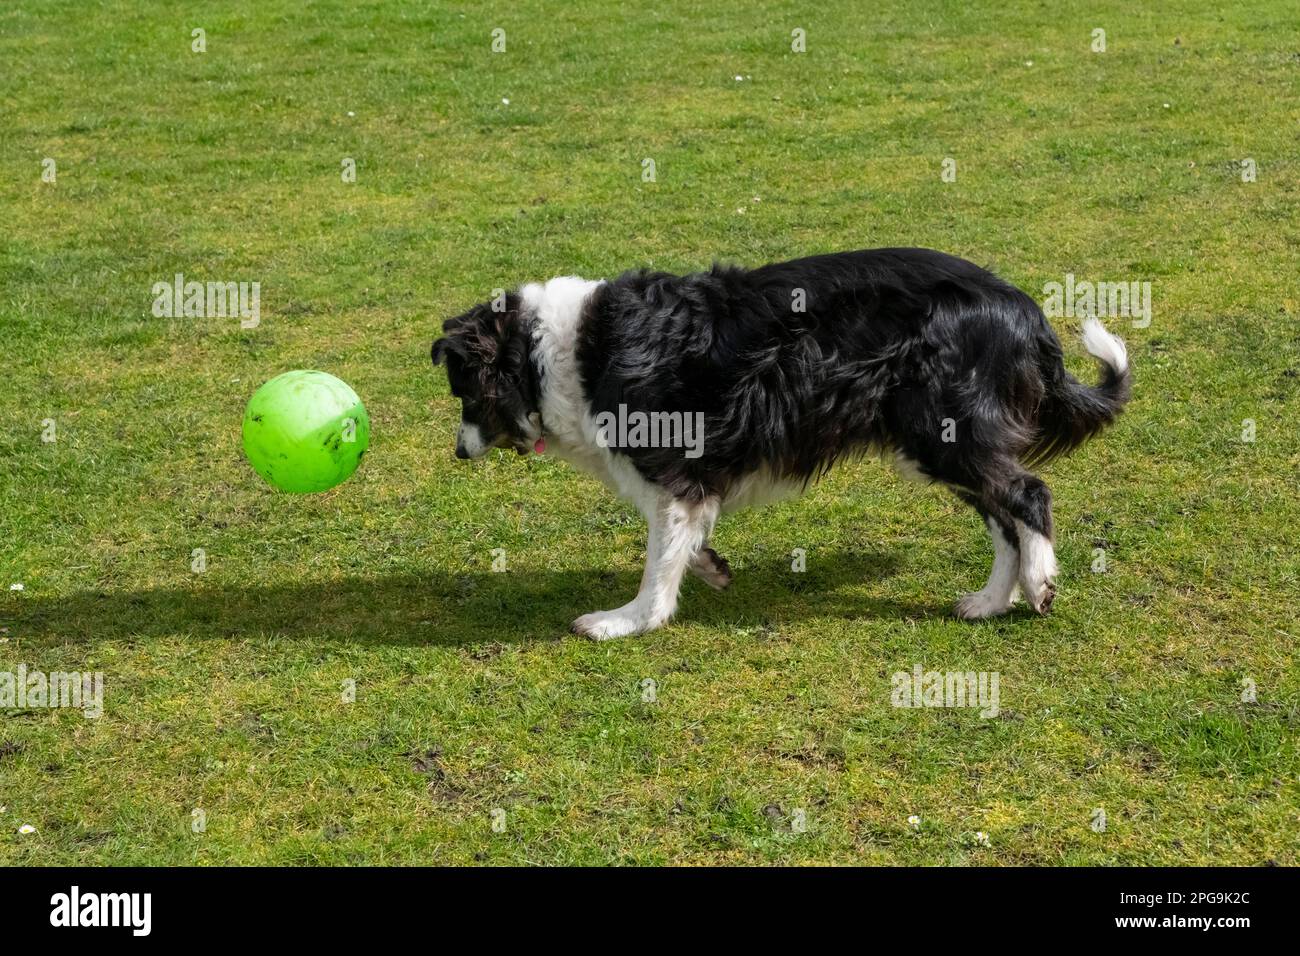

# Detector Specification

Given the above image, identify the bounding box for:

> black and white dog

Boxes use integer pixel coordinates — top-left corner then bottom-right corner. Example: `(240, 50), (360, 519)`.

(432, 248), (1130, 639)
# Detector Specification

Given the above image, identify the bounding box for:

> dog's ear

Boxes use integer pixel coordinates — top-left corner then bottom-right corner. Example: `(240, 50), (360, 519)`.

(431, 337), (450, 366)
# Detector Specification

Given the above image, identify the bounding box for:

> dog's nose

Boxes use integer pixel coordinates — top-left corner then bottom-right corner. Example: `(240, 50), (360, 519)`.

(455, 443), (470, 460)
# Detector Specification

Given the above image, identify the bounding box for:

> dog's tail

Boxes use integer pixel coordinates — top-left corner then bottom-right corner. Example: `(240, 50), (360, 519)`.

(1025, 318), (1132, 465)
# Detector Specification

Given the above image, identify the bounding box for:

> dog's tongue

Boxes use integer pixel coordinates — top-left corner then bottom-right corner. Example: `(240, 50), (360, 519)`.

(534, 437), (546, 455)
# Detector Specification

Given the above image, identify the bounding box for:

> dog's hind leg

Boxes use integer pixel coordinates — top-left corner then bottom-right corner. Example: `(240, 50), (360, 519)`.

(572, 495), (719, 640)
(977, 468), (1058, 615)
(955, 510), (1021, 619)
(1009, 481), (1058, 614)
(941, 458), (1056, 617)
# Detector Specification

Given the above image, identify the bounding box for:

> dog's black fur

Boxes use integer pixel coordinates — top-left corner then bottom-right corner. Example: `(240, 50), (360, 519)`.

(433, 292), (542, 456)
(434, 248), (1131, 620)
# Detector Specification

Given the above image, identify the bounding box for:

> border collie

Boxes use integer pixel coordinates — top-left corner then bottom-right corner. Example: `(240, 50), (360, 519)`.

(432, 248), (1131, 639)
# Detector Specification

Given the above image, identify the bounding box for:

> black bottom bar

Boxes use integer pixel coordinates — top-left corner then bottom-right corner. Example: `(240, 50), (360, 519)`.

(0, 866), (1284, 941)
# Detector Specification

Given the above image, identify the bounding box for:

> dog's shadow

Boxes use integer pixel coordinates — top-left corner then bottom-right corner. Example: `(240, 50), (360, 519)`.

(7, 549), (935, 649)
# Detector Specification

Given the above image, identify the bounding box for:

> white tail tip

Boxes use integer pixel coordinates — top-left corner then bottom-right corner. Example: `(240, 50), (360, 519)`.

(1081, 318), (1129, 374)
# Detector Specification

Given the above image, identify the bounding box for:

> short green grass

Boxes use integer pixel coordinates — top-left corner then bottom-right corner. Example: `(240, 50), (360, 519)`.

(2, 0), (1298, 865)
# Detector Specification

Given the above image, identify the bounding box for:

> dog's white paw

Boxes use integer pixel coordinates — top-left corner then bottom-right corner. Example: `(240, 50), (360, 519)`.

(570, 607), (657, 641)
(1016, 527), (1059, 615)
(1021, 577), (1057, 615)
(955, 589), (1014, 620)
(690, 547), (732, 590)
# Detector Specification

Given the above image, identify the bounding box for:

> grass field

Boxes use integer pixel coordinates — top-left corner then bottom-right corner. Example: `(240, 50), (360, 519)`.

(2, 0), (1298, 865)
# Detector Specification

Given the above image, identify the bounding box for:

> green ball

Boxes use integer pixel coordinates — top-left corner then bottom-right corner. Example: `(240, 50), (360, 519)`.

(242, 370), (370, 493)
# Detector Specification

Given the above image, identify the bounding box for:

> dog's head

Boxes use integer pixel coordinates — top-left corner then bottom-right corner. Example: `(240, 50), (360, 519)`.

(431, 293), (542, 459)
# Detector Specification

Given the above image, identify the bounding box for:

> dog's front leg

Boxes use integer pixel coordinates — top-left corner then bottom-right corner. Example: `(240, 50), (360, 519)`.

(571, 495), (717, 640)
